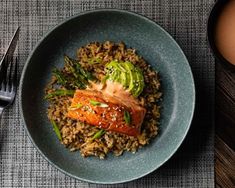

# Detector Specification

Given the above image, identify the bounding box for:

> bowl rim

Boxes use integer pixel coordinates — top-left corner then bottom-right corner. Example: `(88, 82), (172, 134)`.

(19, 8), (195, 184)
(207, 0), (235, 71)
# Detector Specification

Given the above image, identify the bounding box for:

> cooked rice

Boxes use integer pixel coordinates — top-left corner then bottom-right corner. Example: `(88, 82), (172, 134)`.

(46, 41), (162, 159)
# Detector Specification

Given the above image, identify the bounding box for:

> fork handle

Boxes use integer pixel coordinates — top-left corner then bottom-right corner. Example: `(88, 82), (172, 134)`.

(0, 107), (3, 120)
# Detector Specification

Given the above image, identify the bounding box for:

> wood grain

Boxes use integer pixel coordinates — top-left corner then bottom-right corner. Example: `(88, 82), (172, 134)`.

(216, 62), (235, 188)
(215, 136), (235, 188)
(216, 63), (235, 128)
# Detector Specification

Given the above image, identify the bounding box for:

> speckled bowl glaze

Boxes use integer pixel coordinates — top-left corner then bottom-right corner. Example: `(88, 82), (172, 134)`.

(19, 9), (195, 184)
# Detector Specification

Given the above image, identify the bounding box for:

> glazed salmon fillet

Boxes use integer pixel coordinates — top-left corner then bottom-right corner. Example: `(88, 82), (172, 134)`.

(67, 82), (146, 137)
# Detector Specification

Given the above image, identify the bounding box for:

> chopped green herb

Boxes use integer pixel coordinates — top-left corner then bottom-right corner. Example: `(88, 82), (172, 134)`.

(51, 120), (62, 141)
(99, 103), (109, 108)
(45, 89), (75, 99)
(89, 99), (100, 106)
(89, 99), (108, 107)
(92, 129), (106, 140)
(68, 103), (83, 110)
(124, 110), (131, 124)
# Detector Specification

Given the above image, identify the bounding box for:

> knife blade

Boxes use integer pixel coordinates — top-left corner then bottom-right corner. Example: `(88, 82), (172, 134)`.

(0, 27), (20, 68)
(0, 27), (20, 83)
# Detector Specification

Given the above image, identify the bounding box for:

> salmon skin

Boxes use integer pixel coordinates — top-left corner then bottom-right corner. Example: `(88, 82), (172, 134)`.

(67, 89), (146, 137)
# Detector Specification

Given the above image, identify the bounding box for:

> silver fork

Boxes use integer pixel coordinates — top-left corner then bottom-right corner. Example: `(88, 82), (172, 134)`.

(0, 27), (19, 120)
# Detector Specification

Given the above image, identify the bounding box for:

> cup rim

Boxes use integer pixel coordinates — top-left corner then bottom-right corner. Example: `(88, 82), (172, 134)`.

(207, 0), (235, 70)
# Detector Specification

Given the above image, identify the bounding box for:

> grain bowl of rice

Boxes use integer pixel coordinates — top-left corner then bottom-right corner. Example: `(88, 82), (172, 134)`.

(45, 41), (162, 159)
(19, 9), (195, 184)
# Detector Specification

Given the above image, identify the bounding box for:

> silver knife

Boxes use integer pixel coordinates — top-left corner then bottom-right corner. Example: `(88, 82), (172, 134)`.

(0, 27), (20, 67)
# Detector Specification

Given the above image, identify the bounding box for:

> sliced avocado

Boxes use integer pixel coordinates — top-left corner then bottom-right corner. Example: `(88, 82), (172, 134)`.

(106, 61), (120, 82)
(106, 60), (123, 72)
(118, 63), (129, 87)
(105, 61), (117, 75)
(124, 62), (136, 92)
(124, 66), (130, 88)
(105, 61), (145, 97)
(106, 61), (126, 83)
(110, 68), (120, 82)
(133, 67), (145, 97)
(116, 62), (126, 72)
(129, 69), (138, 95)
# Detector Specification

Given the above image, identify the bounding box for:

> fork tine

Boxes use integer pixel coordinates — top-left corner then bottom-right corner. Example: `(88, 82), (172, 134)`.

(6, 58), (13, 92)
(0, 56), (11, 90)
(11, 57), (18, 93)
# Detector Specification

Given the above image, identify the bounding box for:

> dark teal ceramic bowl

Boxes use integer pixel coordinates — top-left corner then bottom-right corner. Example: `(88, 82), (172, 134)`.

(19, 9), (195, 184)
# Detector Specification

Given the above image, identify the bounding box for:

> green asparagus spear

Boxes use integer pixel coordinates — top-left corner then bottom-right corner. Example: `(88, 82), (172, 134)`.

(51, 120), (62, 141)
(52, 68), (68, 86)
(64, 55), (96, 81)
(92, 129), (106, 140)
(45, 89), (75, 99)
(124, 110), (131, 124)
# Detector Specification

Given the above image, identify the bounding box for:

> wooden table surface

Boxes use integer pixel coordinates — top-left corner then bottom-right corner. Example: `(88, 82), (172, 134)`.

(215, 62), (235, 188)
